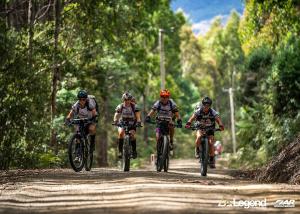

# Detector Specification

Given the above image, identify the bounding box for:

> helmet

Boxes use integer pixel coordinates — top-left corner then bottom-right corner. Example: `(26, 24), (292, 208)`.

(77, 90), (88, 99)
(122, 92), (132, 101)
(160, 89), (170, 97)
(202, 96), (212, 105)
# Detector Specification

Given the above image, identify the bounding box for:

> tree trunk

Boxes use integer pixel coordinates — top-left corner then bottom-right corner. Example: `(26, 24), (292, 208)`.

(97, 94), (109, 167)
(27, 0), (34, 64)
(142, 93), (148, 144)
(211, 68), (221, 111)
(5, 1), (10, 28)
(50, 0), (61, 154)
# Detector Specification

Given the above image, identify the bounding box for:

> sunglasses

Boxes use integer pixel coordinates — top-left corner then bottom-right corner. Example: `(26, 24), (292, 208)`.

(161, 96), (169, 98)
(124, 99), (131, 101)
(79, 98), (87, 101)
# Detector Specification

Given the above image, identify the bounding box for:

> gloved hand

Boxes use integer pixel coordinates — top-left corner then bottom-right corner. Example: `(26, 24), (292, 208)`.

(145, 115), (151, 123)
(177, 119), (182, 128)
(185, 122), (191, 129)
(65, 118), (71, 126)
(112, 121), (118, 126)
(136, 121), (142, 127)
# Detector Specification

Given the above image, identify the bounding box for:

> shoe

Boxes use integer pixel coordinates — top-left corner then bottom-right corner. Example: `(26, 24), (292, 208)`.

(132, 151), (137, 159)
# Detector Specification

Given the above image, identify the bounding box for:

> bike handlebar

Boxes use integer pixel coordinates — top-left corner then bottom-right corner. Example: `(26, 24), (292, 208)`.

(70, 118), (93, 125)
(112, 122), (143, 128)
(187, 126), (221, 131)
(145, 120), (182, 128)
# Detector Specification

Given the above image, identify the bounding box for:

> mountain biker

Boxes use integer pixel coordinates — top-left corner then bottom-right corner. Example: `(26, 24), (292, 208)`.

(65, 90), (98, 160)
(113, 92), (141, 159)
(185, 96), (224, 168)
(145, 89), (182, 151)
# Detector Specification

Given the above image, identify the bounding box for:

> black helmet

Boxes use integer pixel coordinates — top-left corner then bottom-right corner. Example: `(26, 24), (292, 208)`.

(77, 90), (88, 99)
(122, 92), (132, 101)
(202, 96), (212, 105)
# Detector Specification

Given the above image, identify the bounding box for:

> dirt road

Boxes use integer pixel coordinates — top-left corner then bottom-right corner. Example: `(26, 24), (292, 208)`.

(1, 159), (299, 213)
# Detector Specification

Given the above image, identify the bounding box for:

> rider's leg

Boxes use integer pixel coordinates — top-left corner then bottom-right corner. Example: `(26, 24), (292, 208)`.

(74, 125), (81, 160)
(169, 126), (174, 150)
(88, 124), (96, 151)
(118, 128), (125, 158)
(208, 135), (216, 168)
(195, 131), (202, 158)
(129, 130), (137, 159)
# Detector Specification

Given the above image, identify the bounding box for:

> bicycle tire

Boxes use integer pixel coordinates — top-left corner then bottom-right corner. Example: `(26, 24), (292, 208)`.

(162, 136), (169, 172)
(68, 134), (85, 172)
(156, 139), (163, 172)
(122, 136), (131, 172)
(200, 137), (209, 176)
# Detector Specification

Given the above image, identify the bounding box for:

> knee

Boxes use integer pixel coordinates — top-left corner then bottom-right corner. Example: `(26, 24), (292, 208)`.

(118, 132), (125, 139)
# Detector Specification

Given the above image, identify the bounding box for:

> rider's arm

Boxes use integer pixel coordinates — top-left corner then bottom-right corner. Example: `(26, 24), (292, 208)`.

(91, 109), (97, 117)
(113, 112), (120, 122)
(67, 110), (74, 119)
(135, 111), (141, 122)
(215, 116), (224, 130)
(187, 113), (196, 123)
(147, 109), (156, 117)
(174, 111), (181, 120)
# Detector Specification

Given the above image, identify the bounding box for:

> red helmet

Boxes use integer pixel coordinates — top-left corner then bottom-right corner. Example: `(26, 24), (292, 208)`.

(160, 89), (170, 98)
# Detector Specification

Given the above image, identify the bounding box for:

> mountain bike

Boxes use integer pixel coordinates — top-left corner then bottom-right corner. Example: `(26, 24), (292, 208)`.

(147, 119), (181, 172)
(113, 121), (142, 172)
(187, 124), (221, 176)
(68, 118), (94, 172)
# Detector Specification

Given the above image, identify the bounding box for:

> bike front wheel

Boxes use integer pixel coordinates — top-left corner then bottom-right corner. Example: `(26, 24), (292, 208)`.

(68, 134), (85, 172)
(122, 136), (131, 172)
(162, 136), (169, 172)
(200, 137), (209, 176)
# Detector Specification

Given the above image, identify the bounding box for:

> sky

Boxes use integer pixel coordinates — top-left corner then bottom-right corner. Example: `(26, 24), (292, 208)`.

(171, 0), (245, 36)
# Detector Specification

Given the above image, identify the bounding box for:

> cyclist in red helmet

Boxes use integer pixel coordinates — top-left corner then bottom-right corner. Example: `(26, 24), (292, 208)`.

(145, 89), (182, 150)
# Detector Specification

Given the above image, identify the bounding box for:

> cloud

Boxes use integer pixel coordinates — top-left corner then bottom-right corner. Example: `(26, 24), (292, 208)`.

(176, 7), (190, 20)
(192, 14), (229, 37)
(192, 20), (212, 36)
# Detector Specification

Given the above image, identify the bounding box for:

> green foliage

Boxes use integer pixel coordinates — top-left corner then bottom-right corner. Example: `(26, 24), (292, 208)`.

(271, 35), (300, 116)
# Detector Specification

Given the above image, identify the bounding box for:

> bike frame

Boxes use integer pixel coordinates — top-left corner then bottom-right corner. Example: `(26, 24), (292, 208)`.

(189, 125), (221, 176)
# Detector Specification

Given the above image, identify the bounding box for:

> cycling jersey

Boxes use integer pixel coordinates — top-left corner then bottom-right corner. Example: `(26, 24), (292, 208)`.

(115, 103), (140, 125)
(194, 106), (219, 129)
(152, 99), (178, 121)
(72, 98), (96, 119)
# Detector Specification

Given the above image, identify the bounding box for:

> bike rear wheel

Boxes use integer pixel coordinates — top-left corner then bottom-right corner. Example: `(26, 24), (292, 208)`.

(122, 136), (131, 172)
(200, 137), (209, 176)
(68, 134), (85, 172)
(84, 139), (93, 171)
